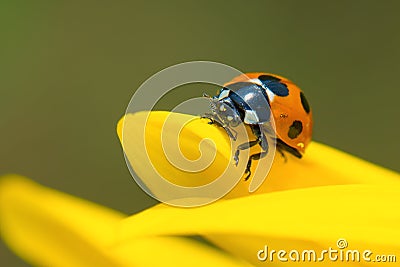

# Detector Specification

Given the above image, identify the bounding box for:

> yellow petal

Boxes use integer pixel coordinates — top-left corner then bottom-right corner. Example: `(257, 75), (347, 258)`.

(0, 175), (255, 267)
(0, 175), (125, 267)
(112, 236), (255, 267)
(118, 184), (400, 266)
(116, 110), (400, 266)
(119, 111), (231, 188)
(117, 111), (400, 200)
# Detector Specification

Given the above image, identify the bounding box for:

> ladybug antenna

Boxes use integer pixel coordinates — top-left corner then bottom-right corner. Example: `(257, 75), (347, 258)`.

(209, 101), (217, 111)
(203, 93), (217, 111)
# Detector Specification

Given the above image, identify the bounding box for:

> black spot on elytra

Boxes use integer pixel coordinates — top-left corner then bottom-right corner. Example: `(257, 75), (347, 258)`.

(288, 120), (303, 139)
(258, 74), (280, 82)
(258, 75), (289, 97)
(300, 91), (310, 113)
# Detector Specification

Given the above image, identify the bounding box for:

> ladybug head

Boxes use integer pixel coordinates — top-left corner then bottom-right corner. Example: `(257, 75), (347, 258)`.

(209, 97), (242, 128)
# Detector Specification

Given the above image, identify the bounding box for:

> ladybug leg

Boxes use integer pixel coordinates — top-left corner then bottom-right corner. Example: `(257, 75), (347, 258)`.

(276, 147), (287, 162)
(244, 151), (268, 181)
(243, 125), (270, 180)
(234, 140), (259, 166)
(201, 113), (218, 126)
(201, 113), (237, 140)
(226, 126), (238, 141)
(275, 139), (302, 161)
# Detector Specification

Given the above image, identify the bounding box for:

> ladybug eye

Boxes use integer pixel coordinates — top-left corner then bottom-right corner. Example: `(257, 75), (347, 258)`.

(219, 104), (226, 112)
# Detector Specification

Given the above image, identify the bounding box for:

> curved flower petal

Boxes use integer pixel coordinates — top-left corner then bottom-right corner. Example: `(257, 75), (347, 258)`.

(3, 111), (399, 266)
(112, 236), (254, 267)
(0, 175), (254, 267)
(118, 184), (400, 266)
(117, 112), (400, 265)
(0, 175), (125, 267)
(118, 111), (400, 199)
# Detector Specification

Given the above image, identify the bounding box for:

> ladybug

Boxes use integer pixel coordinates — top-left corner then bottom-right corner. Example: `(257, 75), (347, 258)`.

(203, 73), (313, 180)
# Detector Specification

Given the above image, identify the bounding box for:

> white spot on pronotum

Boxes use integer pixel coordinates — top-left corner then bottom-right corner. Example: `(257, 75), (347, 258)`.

(248, 78), (263, 86)
(249, 78), (275, 101)
(244, 110), (259, 124)
(217, 89), (230, 100)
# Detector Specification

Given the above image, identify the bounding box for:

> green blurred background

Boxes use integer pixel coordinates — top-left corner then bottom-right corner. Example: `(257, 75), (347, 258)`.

(1, 1), (399, 266)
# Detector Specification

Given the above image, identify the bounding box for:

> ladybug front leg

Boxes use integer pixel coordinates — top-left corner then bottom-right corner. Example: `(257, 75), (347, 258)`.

(201, 113), (238, 140)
